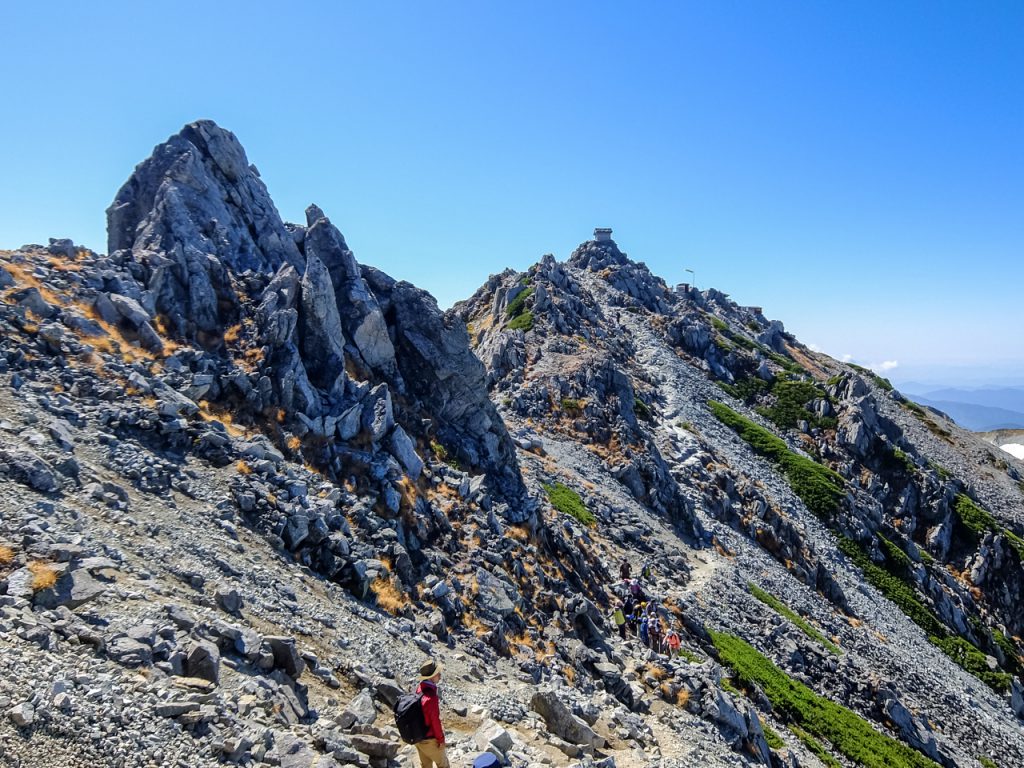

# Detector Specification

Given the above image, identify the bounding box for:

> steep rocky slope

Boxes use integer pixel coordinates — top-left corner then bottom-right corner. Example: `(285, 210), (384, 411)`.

(1, 122), (1022, 768)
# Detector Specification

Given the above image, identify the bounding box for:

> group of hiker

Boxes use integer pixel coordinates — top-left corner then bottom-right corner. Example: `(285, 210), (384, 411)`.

(611, 559), (685, 657)
(392, 558), (679, 766)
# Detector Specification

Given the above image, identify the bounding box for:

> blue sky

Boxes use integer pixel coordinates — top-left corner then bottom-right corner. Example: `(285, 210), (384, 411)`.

(1, 2), (1021, 384)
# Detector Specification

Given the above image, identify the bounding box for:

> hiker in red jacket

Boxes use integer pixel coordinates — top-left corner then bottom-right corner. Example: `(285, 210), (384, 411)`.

(414, 659), (449, 768)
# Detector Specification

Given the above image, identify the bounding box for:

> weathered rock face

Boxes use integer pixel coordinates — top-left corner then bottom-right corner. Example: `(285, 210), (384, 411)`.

(107, 120), (304, 337)
(363, 267), (526, 504)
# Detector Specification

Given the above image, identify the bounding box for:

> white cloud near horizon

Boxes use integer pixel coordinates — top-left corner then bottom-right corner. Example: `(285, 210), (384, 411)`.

(870, 360), (900, 373)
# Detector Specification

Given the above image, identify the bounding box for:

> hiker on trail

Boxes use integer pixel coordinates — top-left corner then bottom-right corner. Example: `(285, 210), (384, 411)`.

(619, 559), (632, 581)
(648, 615), (662, 654)
(629, 578), (644, 601)
(665, 627), (682, 656)
(641, 561), (654, 582)
(638, 614), (650, 648)
(414, 659), (449, 768)
(612, 601), (628, 640)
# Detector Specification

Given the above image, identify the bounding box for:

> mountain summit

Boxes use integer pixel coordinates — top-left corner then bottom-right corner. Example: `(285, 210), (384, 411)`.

(1, 121), (1023, 768)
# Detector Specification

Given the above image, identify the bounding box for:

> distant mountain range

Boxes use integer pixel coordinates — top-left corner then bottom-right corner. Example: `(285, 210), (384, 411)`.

(900, 385), (1024, 431)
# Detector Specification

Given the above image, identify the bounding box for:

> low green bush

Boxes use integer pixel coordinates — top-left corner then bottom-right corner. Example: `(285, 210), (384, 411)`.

(836, 536), (945, 637)
(759, 379), (827, 430)
(508, 310), (534, 331)
(838, 535), (1013, 692)
(954, 494), (998, 539)
(506, 286), (534, 320)
(710, 316), (729, 332)
(748, 583), (840, 655)
(560, 398), (584, 414)
(709, 400), (844, 518)
(633, 396), (652, 421)
(543, 482), (595, 526)
(761, 722), (785, 750)
(789, 726), (843, 768)
(929, 635), (1011, 692)
(709, 630), (939, 768)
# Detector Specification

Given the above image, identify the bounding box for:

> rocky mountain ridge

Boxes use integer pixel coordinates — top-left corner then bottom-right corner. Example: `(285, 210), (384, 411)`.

(1, 120), (1023, 768)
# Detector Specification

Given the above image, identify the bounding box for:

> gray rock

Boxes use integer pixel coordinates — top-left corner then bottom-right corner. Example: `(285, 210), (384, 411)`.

(530, 690), (604, 748)
(265, 635), (305, 678)
(185, 639), (220, 683)
(337, 689), (377, 729)
(473, 718), (514, 757)
(107, 120), (304, 336)
(7, 702), (35, 727)
(389, 426), (424, 480)
(34, 569), (105, 609)
(215, 584), (243, 614)
(0, 448), (58, 492)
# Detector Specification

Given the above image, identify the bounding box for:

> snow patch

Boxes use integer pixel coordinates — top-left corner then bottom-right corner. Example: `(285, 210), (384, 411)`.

(1000, 443), (1024, 460)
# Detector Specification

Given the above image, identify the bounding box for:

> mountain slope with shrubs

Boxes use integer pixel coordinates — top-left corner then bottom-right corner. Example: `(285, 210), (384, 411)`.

(0, 121), (1022, 768)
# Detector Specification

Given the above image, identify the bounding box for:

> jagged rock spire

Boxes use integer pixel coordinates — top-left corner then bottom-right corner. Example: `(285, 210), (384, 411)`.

(106, 120), (305, 336)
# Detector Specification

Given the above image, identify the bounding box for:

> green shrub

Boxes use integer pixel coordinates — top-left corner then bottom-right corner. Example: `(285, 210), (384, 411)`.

(710, 316), (728, 332)
(543, 482), (595, 526)
(506, 286), (534, 320)
(877, 534), (914, 574)
(760, 379), (826, 430)
(891, 448), (916, 474)
(837, 536), (1013, 691)
(789, 726), (843, 768)
(929, 635), (1011, 693)
(978, 757), (999, 768)
(633, 396), (652, 421)
(560, 398), (584, 415)
(508, 310), (534, 331)
(748, 583), (840, 654)
(709, 401), (845, 518)
(836, 536), (946, 637)
(1003, 529), (1024, 559)
(718, 375), (770, 404)
(725, 330), (758, 351)
(761, 722), (785, 750)
(954, 494), (997, 539)
(709, 630), (940, 768)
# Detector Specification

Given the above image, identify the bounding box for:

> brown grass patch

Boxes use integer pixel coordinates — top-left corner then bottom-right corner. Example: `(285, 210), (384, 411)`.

(236, 460), (253, 475)
(648, 664), (670, 681)
(370, 575), (409, 615)
(223, 324), (243, 343)
(0, 545), (14, 566)
(675, 688), (690, 707)
(562, 665), (575, 684)
(27, 560), (58, 591)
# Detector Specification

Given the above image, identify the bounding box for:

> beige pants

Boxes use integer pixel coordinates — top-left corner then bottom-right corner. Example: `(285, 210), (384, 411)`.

(414, 737), (450, 768)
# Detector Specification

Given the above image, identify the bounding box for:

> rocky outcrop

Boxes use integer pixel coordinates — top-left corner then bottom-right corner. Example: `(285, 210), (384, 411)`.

(102, 120), (527, 516)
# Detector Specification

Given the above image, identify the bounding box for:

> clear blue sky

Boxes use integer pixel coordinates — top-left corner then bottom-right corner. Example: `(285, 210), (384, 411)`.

(2, 2), (1022, 384)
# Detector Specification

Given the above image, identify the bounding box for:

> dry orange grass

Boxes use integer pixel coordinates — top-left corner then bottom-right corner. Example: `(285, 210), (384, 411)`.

(0, 545), (14, 566)
(562, 665), (575, 684)
(223, 324), (243, 343)
(27, 560), (58, 591)
(286, 435), (302, 451)
(675, 688), (690, 707)
(236, 460), (253, 475)
(648, 664), (670, 681)
(370, 576), (408, 615)
(197, 401), (248, 437)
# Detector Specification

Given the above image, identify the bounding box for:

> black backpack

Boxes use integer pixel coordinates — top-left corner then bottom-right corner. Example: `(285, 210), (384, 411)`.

(393, 692), (429, 744)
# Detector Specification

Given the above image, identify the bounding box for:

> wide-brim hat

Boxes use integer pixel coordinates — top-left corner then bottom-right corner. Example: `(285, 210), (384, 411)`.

(419, 658), (443, 680)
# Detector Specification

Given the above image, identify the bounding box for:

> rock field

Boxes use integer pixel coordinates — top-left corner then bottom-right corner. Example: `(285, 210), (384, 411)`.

(1, 120), (1022, 768)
